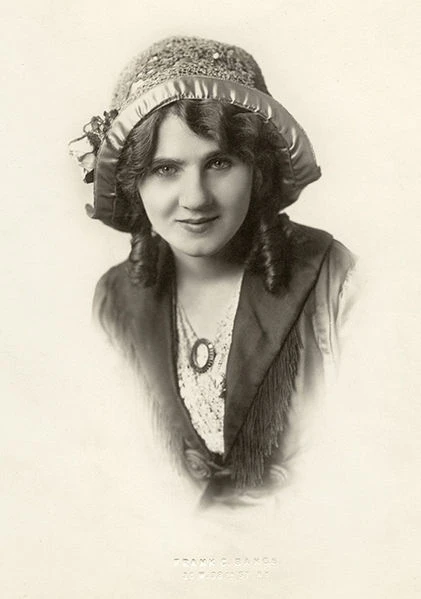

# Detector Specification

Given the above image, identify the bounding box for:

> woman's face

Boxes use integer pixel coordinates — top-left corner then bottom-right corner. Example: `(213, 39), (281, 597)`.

(137, 113), (253, 260)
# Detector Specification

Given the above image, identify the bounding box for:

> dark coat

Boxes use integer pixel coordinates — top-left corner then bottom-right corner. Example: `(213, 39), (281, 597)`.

(93, 220), (357, 506)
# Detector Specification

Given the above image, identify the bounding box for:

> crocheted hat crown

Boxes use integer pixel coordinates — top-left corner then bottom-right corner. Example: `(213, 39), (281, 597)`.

(112, 36), (270, 111)
(69, 35), (322, 231)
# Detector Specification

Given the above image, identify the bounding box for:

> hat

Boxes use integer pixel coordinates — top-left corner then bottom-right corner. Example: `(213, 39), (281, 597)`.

(69, 36), (321, 232)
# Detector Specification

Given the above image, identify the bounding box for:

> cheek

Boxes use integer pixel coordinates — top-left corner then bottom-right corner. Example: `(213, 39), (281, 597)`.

(227, 173), (253, 219)
(137, 182), (173, 224)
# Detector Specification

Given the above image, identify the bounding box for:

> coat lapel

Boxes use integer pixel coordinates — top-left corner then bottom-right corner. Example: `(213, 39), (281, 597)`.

(223, 224), (333, 456)
(115, 223), (333, 463)
(129, 261), (213, 454)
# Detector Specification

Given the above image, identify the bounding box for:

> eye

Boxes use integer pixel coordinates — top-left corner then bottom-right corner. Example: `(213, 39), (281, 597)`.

(151, 164), (178, 177)
(208, 157), (232, 170)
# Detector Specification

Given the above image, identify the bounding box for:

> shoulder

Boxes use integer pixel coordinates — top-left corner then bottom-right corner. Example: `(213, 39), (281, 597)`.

(93, 260), (130, 319)
(94, 260), (129, 298)
(92, 260), (151, 342)
(284, 218), (333, 254)
(310, 237), (359, 361)
(318, 238), (358, 304)
(283, 219), (359, 359)
(326, 239), (357, 278)
(285, 218), (356, 287)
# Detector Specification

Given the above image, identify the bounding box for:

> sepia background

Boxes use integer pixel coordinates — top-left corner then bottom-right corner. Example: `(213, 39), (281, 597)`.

(1, 0), (420, 597)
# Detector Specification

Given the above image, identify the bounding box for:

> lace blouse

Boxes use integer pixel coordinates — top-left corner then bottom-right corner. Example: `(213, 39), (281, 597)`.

(175, 276), (243, 454)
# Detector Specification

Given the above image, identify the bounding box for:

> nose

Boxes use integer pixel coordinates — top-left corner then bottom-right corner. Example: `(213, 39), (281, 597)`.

(179, 169), (213, 211)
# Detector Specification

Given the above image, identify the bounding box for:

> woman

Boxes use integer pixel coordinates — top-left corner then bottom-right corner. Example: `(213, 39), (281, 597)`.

(69, 36), (357, 507)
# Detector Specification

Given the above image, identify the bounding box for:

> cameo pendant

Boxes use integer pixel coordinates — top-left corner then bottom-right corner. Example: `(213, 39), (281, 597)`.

(189, 338), (216, 374)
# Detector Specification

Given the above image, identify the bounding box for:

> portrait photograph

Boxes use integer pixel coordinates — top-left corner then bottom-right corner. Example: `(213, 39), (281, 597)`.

(1, 0), (420, 597)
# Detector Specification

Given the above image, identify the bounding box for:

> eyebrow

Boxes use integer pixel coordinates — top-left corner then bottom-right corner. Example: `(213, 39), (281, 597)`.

(151, 150), (230, 166)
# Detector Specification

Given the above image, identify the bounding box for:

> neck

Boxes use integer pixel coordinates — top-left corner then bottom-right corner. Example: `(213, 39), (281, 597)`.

(173, 252), (245, 288)
(172, 251), (245, 339)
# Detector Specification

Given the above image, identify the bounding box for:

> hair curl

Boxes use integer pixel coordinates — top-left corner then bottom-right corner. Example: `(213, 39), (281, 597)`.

(115, 99), (293, 292)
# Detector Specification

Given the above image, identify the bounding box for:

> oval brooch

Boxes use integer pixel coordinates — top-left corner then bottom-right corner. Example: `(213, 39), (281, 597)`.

(190, 338), (216, 374)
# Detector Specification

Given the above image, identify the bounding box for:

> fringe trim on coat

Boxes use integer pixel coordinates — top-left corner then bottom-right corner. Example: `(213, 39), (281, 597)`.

(227, 323), (303, 488)
(95, 270), (304, 487)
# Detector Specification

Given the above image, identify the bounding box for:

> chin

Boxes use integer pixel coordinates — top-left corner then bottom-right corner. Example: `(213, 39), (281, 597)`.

(178, 245), (224, 258)
(168, 235), (225, 258)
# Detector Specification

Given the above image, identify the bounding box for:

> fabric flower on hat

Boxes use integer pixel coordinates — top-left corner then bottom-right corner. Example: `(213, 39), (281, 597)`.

(69, 110), (118, 183)
(68, 135), (97, 183)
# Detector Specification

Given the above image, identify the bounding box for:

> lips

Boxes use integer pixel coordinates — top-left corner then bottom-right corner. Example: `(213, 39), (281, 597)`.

(176, 215), (219, 234)
(177, 216), (219, 225)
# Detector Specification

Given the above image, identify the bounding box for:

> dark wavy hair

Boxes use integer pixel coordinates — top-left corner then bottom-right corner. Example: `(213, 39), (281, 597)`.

(115, 99), (293, 292)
